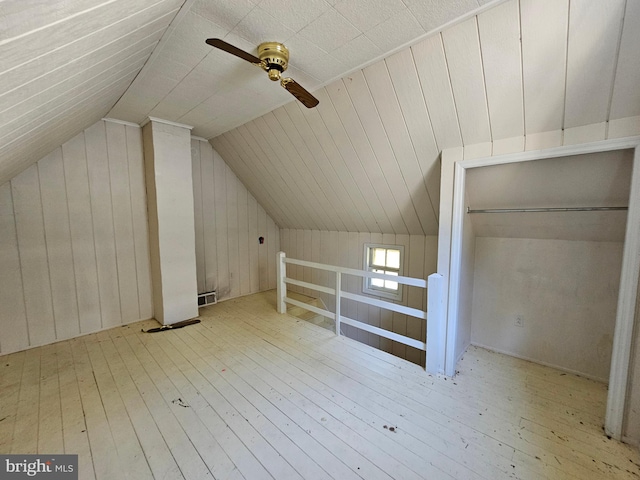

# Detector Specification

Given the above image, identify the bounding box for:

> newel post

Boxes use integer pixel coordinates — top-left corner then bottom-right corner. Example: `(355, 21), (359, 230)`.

(427, 273), (445, 375)
(335, 271), (341, 336)
(277, 252), (286, 314)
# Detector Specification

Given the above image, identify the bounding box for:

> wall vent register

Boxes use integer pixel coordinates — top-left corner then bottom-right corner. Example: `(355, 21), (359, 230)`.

(197, 291), (217, 307)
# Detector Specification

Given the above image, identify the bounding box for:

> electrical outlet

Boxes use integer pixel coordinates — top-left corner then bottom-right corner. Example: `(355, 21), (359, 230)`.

(515, 315), (524, 327)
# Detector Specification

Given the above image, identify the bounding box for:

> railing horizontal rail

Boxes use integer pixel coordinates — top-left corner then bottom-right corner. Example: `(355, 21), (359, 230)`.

(284, 277), (335, 295)
(340, 316), (426, 351)
(284, 257), (427, 288)
(277, 251), (433, 368)
(341, 291), (427, 320)
(284, 296), (335, 320)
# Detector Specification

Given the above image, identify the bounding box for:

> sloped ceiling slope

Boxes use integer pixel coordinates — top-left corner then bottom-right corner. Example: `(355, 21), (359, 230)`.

(0, 0), (500, 187)
(213, 0), (640, 236)
(0, 0), (184, 185)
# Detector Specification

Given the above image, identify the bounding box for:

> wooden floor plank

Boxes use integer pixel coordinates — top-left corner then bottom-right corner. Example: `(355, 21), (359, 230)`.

(85, 332), (154, 480)
(56, 341), (96, 480)
(104, 328), (216, 480)
(69, 336), (121, 479)
(37, 344), (63, 453)
(10, 347), (41, 454)
(0, 350), (25, 451)
(1, 291), (639, 480)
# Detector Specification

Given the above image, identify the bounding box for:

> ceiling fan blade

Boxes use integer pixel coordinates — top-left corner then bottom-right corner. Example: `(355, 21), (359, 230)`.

(205, 38), (262, 65)
(281, 78), (319, 108)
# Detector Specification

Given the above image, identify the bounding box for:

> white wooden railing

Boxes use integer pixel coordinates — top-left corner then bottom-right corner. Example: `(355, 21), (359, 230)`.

(276, 251), (445, 373)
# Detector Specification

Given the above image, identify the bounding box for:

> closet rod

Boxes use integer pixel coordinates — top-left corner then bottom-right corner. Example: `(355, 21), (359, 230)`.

(466, 206), (628, 214)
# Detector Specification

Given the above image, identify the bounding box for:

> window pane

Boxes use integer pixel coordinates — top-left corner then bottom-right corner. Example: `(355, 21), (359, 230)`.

(384, 280), (398, 290)
(371, 269), (384, 287)
(387, 249), (400, 269)
(372, 248), (386, 267)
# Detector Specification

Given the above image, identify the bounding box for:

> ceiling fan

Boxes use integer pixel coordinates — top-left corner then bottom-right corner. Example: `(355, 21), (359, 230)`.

(205, 38), (319, 108)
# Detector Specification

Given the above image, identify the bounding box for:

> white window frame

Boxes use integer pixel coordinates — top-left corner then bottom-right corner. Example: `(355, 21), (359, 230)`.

(362, 243), (404, 301)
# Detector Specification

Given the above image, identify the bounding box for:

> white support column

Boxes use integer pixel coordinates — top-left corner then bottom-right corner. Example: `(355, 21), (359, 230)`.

(335, 271), (341, 336)
(142, 117), (198, 325)
(276, 251), (286, 314)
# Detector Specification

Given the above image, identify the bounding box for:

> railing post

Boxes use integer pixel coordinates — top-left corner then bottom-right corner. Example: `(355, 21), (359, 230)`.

(427, 273), (445, 375)
(277, 251), (286, 314)
(335, 271), (341, 336)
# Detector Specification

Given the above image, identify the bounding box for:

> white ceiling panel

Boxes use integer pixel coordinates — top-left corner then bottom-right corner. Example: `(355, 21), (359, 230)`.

(258, 0), (332, 32)
(189, 0), (256, 31)
(405, 0), (481, 32)
(334, 0), (406, 32)
(364, 8), (425, 53)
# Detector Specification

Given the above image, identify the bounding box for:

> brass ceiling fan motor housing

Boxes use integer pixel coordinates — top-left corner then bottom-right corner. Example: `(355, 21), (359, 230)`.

(258, 42), (289, 81)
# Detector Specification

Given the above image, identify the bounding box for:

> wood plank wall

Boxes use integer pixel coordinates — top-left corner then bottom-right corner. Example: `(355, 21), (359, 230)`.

(0, 119), (152, 355)
(280, 228), (437, 365)
(191, 139), (279, 301)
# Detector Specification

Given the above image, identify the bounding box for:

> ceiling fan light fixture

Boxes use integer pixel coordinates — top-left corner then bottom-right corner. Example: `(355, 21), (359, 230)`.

(205, 38), (319, 108)
(258, 41), (289, 79)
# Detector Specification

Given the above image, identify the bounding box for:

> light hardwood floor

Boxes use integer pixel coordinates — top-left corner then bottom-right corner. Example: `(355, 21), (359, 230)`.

(1, 291), (639, 479)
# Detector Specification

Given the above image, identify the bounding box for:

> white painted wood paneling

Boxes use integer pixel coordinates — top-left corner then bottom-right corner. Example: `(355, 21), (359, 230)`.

(213, 145), (230, 300)
(38, 149), (80, 341)
(442, 17), (491, 146)
(564, 0), (625, 129)
(325, 79), (407, 235)
(106, 122), (140, 323)
(313, 87), (393, 233)
(520, 0), (568, 135)
(411, 34), (463, 151)
(191, 140), (205, 294)
(190, 139), (280, 301)
(364, 60), (438, 234)
(0, 119), (153, 355)
(199, 140), (217, 294)
(477, 0), (524, 141)
(344, 70), (423, 235)
(248, 195), (260, 293)
(0, 0), (181, 186)
(280, 228), (437, 364)
(125, 125), (153, 320)
(609, 0), (640, 122)
(237, 179), (251, 296)
(11, 164), (56, 347)
(385, 48), (441, 222)
(85, 121), (122, 328)
(61, 132), (102, 334)
(226, 164), (241, 299)
(0, 183), (29, 353)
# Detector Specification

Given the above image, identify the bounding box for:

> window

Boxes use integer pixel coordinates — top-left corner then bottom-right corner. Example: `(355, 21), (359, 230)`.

(363, 244), (404, 300)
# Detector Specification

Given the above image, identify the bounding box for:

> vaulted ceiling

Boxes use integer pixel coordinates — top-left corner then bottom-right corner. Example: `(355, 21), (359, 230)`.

(1, 0), (640, 237)
(0, 0), (491, 186)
